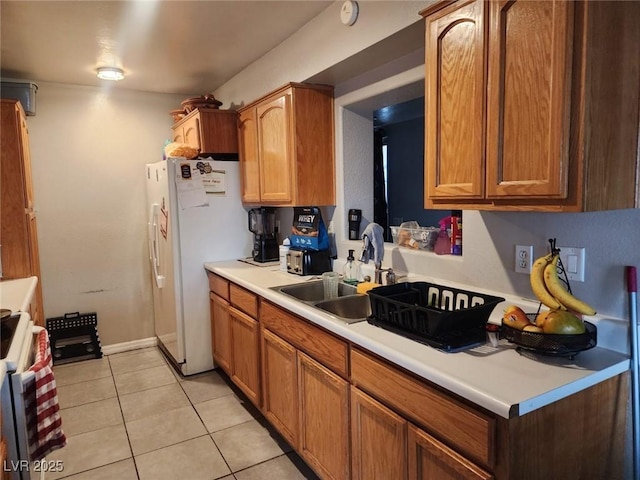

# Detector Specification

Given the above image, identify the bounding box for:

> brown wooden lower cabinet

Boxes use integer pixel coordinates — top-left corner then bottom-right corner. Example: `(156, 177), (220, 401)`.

(208, 276), (627, 480)
(261, 328), (299, 448)
(209, 292), (231, 373)
(208, 272), (261, 408)
(350, 386), (492, 480)
(351, 386), (408, 480)
(408, 424), (493, 480)
(298, 351), (350, 480)
(351, 347), (627, 480)
(229, 306), (260, 406)
(351, 348), (494, 469)
(260, 299), (351, 480)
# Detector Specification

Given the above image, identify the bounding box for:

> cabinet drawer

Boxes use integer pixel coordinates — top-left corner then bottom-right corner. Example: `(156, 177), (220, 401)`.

(261, 301), (348, 378)
(408, 423), (493, 480)
(207, 272), (229, 300)
(351, 348), (495, 469)
(230, 283), (258, 318)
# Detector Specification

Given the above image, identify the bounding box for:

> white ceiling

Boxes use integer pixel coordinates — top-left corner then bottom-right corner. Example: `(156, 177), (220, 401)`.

(0, 1), (333, 97)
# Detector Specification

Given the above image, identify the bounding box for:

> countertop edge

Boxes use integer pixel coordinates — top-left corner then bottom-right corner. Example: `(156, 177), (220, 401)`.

(0, 276), (38, 312)
(514, 359), (631, 416)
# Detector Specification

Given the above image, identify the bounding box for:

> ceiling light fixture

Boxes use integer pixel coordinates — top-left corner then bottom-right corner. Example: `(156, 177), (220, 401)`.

(96, 67), (124, 81)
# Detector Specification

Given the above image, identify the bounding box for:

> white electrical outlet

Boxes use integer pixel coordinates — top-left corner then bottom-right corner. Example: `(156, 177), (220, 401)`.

(557, 246), (586, 282)
(515, 245), (533, 274)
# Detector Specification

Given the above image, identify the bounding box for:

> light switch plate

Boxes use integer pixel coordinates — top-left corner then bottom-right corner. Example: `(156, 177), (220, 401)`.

(557, 246), (585, 282)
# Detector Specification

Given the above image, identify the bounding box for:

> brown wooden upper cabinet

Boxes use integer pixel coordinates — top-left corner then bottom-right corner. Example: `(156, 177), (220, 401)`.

(238, 83), (335, 206)
(422, 0), (640, 212)
(1, 99), (45, 325)
(172, 108), (239, 158)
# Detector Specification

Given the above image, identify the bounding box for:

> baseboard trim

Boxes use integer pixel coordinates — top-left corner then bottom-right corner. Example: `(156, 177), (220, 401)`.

(101, 337), (158, 356)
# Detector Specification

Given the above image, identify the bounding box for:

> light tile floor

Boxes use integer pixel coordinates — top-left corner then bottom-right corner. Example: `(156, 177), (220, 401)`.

(46, 347), (319, 480)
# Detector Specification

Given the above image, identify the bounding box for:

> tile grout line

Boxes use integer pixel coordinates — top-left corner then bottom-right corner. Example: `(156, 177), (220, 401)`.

(167, 356), (292, 477)
(50, 355), (138, 479)
(170, 359), (238, 478)
(116, 351), (219, 474)
(107, 352), (142, 480)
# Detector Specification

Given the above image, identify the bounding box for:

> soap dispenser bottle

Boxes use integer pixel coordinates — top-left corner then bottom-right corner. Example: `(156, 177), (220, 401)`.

(343, 249), (361, 285)
(434, 218), (451, 255)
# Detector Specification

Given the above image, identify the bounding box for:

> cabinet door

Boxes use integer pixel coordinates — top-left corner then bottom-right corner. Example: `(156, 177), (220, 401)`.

(408, 424), (493, 480)
(298, 351), (350, 480)
(1, 99), (43, 324)
(257, 93), (293, 203)
(238, 108), (261, 203)
(182, 114), (202, 152)
(210, 292), (231, 374)
(1, 102), (29, 279)
(351, 387), (407, 480)
(172, 127), (184, 144)
(425, 0), (486, 200)
(485, 0), (573, 199)
(261, 328), (298, 448)
(199, 110), (239, 155)
(230, 306), (261, 406)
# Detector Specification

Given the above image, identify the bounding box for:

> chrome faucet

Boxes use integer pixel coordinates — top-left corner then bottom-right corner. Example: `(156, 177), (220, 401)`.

(374, 263), (396, 285)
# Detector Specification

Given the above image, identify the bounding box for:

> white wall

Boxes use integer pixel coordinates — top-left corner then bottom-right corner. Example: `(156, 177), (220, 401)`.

(28, 82), (186, 345)
(215, 1), (432, 107)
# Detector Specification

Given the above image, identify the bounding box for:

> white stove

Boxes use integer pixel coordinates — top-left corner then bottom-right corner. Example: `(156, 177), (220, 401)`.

(0, 277), (49, 480)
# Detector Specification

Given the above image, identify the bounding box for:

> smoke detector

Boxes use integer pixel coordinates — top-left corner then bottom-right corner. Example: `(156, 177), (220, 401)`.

(341, 1), (359, 26)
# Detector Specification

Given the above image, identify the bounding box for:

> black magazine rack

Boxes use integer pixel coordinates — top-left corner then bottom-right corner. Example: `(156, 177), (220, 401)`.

(46, 312), (103, 365)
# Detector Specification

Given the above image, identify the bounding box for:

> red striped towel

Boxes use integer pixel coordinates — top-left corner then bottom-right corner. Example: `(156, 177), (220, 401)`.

(25, 328), (66, 461)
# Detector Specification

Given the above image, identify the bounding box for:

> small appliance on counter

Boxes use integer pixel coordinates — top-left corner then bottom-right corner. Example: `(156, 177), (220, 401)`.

(248, 207), (279, 262)
(286, 247), (332, 276)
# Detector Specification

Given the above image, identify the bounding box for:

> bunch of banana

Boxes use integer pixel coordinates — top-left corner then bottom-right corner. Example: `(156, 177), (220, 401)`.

(530, 253), (597, 316)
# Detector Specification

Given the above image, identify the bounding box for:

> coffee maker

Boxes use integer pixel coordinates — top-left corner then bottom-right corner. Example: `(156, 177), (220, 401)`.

(248, 207), (279, 262)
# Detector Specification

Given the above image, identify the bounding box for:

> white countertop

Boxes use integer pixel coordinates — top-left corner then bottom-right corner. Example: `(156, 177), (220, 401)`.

(204, 260), (629, 419)
(0, 276), (38, 313)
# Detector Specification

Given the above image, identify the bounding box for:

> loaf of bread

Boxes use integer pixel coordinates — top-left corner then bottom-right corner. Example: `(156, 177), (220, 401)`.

(164, 142), (199, 159)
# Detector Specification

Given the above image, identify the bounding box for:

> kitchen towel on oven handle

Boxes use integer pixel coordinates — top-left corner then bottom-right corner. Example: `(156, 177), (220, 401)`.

(24, 326), (67, 461)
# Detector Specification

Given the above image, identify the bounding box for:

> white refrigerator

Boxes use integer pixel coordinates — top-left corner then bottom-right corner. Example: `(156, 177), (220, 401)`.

(146, 157), (251, 375)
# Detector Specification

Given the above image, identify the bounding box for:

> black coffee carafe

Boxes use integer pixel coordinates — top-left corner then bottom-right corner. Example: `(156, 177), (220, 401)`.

(248, 207), (279, 262)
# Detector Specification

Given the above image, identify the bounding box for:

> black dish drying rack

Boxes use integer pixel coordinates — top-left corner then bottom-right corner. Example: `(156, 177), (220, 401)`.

(366, 282), (504, 352)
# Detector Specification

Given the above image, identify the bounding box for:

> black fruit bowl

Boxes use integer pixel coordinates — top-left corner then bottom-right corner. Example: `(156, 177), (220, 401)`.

(501, 318), (597, 359)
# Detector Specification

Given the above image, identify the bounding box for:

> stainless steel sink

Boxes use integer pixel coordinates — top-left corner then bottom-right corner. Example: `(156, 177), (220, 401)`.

(271, 280), (369, 323)
(274, 280), (356, 302)
(313, 295), (371, 323)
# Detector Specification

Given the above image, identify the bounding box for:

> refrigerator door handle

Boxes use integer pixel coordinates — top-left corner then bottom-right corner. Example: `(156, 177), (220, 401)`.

(148, 203), (166, 289)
